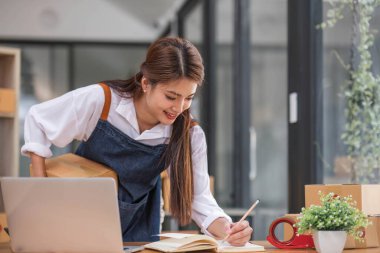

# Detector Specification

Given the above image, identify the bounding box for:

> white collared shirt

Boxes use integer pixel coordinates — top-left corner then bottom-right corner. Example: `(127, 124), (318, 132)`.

(21, 84), (231, 234)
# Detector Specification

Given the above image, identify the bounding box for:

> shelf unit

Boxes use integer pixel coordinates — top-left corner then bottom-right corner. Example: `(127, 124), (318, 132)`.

(0, 46), (20, 202)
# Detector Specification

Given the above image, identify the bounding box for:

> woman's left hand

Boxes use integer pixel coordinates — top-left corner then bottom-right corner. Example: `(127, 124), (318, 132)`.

(224, 220), (253, 246)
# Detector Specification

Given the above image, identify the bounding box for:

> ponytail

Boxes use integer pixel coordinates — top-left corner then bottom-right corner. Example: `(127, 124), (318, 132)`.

(164, 110), (194, 225)
(105, 71), (144, 98)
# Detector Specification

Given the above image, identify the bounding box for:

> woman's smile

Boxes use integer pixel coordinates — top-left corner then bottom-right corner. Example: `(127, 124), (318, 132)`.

(164, 111), (178, 120)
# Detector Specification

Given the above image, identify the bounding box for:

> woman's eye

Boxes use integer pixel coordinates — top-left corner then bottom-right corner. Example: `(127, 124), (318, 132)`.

(165, 95), (176, 100)
(186, 97), (194, 101)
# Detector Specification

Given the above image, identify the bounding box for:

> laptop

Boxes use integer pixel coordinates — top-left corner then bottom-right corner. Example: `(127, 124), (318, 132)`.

(0, 177), (140, 253)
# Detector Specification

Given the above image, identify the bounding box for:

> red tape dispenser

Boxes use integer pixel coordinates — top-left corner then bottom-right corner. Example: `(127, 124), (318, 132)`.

(266, 217), (314, 249)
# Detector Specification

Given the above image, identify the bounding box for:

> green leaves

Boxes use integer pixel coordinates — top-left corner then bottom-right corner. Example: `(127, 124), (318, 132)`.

(321, 1), (380, 183)
(295, 192), (370, 240)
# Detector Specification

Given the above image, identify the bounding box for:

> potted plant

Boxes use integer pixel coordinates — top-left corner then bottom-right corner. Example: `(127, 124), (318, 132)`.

(321, 0), (380, 183)
(295, 191), (370, 253)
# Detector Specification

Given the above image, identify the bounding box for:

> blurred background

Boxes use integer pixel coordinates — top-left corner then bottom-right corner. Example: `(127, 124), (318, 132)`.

(1, 0), (380, 240)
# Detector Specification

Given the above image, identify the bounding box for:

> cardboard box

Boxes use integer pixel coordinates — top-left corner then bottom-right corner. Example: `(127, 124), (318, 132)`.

(30, 153), (118, 187)
(345, 215), (380, 248)
(305, 184), (380, 215)
(161, 171), (214, 213)
(283, 214), (380, 249)
(0, 88), (16, 114)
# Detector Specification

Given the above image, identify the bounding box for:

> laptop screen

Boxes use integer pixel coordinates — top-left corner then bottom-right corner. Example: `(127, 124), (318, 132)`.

(1, 177), (124, 253)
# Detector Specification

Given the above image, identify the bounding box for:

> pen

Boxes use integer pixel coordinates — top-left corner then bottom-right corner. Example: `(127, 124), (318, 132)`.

(222, 199), (260, 243)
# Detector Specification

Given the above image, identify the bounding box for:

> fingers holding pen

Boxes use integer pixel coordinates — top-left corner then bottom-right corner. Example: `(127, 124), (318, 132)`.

(222, 200), (259, 246)
(225, 220), (253, 246)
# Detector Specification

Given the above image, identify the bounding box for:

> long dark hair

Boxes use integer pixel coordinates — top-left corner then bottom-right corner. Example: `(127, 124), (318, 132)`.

(105, 37), (204, 225)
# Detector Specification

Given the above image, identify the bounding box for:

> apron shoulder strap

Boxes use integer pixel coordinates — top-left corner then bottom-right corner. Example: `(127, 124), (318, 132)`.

(190, 113), (198, 128)
(190, 120), (198, 128)
(99, 82), (111, 121)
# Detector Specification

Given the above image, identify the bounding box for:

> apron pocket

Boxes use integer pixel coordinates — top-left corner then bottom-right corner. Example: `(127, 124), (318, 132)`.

(118, 194), (148, 234)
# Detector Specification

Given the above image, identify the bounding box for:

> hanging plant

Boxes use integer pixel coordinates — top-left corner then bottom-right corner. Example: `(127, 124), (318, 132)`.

(321, 0), (380, 183)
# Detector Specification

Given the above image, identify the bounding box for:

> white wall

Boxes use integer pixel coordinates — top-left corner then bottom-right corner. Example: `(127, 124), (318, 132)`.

(0, 0), (181, 42)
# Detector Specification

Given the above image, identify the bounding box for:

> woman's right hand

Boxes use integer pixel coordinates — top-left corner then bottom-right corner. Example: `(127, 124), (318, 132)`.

(29, 152), (47, 177)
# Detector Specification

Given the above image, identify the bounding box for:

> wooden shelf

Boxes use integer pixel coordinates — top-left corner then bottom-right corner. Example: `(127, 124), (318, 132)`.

(0, 112), (15, 118)
(0, 46), (20, 212)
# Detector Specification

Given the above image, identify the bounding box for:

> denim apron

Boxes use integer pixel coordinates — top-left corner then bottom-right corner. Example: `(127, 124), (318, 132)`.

(75, 83), (167, 242)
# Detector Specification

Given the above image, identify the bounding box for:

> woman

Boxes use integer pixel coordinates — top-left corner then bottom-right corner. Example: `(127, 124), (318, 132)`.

(22, 37), (253, 245)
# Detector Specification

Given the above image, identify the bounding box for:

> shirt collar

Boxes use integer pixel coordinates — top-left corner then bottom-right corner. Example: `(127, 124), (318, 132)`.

(115, 96), (172, 139)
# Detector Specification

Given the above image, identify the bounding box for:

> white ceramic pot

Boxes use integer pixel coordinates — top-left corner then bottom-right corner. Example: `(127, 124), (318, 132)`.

(313, 231), (347, 253)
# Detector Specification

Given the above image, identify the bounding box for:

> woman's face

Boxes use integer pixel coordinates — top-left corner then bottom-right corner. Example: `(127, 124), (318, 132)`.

(142, 77), (198, 125)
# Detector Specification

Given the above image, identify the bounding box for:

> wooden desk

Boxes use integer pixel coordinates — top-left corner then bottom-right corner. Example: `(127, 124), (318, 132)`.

(1, 241), (379, 252)
(253, 241), (380, 252)
(124, 241), (380, 253)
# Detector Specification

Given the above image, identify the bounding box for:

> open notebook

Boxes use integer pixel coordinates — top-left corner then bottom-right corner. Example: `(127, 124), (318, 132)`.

(144, 233), (265, 252)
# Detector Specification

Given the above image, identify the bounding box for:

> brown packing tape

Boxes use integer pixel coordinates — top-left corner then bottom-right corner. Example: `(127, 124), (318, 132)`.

(283, 214), (299, 241)
(362, 185), (380, 213)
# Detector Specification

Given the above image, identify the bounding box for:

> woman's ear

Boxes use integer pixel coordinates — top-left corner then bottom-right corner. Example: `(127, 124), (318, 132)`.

(141, 76), (149, 92)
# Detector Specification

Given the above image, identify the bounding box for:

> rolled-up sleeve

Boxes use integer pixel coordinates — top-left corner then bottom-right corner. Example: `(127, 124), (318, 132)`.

(21, 84), (104, 158)
(190, 126), (232, 234)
